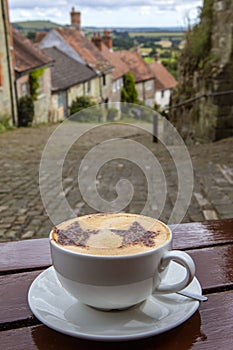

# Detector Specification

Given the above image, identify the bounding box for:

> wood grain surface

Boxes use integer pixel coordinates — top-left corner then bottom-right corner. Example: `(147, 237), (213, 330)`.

(1, 244), (233, 325)
(1, 219), (233, 350)
(171, 218), (233, 250)
(0, 219), (232, 274)
(0, 239), (51, 273)
(1, 291), (232, 350)
(0, 271), (41, 324)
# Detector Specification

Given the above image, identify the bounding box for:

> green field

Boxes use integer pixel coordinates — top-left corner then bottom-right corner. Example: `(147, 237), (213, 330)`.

(12, 20), (61, 36)
(144, 57), (154, 63)
(139, 48), (153, 54)
(13, 20), (61, 29)
(129, 31), (184, 38)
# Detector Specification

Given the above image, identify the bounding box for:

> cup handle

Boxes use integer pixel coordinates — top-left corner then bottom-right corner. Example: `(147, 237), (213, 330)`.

(154, 250), (196, 294)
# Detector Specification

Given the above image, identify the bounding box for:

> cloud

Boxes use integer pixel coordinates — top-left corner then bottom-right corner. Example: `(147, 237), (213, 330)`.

(8, 0), (203, 26)
(9, 0), (202, 11)
(9, 1), (68, 9)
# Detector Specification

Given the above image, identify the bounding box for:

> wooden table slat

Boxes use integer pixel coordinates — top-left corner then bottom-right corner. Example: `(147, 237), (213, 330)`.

(1, 244), (233, 325)
(171, 218), (233, 250)
(0, 271), (41, 325)
(0, 219), (232, 274)
(188, 244), (233, 292)
(1, 291), (233, 350)
(0, 239), (51, 273)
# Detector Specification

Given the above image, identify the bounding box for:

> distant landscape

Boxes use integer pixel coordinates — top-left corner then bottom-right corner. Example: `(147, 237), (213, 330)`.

(12, 20), (184, 33)
(12, 20), (184, 79)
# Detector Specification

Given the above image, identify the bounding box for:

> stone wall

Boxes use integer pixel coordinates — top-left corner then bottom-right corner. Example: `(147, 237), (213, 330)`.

(0, 0), (17, 124)
(170, 0), (233, 143)
(33, 68), (52, 124)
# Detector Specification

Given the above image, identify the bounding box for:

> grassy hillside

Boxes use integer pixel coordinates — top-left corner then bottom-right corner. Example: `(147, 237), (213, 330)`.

(12, 20), (62, 35)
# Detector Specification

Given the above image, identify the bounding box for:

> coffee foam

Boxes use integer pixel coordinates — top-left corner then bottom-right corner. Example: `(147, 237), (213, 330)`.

(52, 213), (170, 256)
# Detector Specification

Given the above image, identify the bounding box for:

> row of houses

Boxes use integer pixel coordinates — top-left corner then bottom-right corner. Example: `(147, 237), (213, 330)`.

(0, 2), (177, 126)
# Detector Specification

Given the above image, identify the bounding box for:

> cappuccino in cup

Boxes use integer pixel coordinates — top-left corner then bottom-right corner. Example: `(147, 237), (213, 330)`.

(50, 213), (195, 310)
(51, 213), (170, 256)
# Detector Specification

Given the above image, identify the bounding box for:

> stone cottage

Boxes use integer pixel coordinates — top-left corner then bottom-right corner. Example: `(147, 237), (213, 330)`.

(91, 30), (129, 105)
(43, 47), (96, 120)
(13, 27), (53, 125)
(116, 49), (155, 107)
(37, 8), (114, 106)
(0, 0), (17, 125)
(149, 56), (177, 109)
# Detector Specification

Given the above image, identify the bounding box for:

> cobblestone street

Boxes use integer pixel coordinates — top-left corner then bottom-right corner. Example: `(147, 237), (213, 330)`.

(0, 122), (233, 242)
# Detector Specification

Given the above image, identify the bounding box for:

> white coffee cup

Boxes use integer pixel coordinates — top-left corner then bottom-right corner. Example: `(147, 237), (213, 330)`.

(50, 214), (195, 310)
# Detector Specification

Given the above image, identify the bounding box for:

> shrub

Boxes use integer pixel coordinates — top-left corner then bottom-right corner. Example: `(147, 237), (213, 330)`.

(181, 0), (214, 71)
(29, 68), (45, 100)
(121, 87), (128, 103)
(0, 115), (11, 132)
(69, 96), (96, 115)
(18, 95), (34, 127)
(69, 96), (106, 123)
(0, 115), (13, 132)
(121, 72), (138, 103)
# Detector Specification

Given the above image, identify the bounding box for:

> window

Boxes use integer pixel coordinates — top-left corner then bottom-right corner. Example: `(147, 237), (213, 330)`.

(86, 81), (91, 94)
(58, 92), (63, 107)
(21, 82), (29, 96)
(112, 81), (116, 93)
(161, 90), (165, 98)
(145, 81), (152, 91)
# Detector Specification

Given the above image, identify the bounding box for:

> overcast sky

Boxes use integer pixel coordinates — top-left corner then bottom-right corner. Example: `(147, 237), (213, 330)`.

(8, 0), (203, 27)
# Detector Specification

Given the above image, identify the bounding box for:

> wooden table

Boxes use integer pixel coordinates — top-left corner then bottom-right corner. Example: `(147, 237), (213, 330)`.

(0, 219), (233, 349)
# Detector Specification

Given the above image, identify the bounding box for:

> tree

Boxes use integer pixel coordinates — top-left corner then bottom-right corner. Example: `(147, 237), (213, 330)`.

(121, 72), (138, 103)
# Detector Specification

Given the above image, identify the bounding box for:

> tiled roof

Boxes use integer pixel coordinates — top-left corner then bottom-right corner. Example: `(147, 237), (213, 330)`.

(116, 50), (154, 82)
(12, 27), (53, 74)
(55, 28), (113, 74)
(100, 44), (129, 80)
(43, 47), (96, 91)
(149, 61), (178, 90)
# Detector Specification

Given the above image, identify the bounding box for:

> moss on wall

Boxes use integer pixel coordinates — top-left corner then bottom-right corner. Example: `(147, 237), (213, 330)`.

(170, 0), (233, 143)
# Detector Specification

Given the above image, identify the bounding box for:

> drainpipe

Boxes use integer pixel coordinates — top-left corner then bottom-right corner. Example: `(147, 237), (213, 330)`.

(1, 0), (16, 125)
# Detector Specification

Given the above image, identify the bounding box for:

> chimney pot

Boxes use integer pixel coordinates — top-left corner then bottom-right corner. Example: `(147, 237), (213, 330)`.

(92, 32), (102, 51)
(102, 29), (112, 49)
(70, 7), (81, 30)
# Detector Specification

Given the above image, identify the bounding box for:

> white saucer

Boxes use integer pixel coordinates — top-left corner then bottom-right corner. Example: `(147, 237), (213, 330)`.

(28, 262), (202, 341)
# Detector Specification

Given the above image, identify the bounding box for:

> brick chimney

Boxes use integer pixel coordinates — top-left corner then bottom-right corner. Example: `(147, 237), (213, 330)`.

(102, 29), (112, 49)
(70, 7), (81, 30)
(91, 32), (102, 50)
